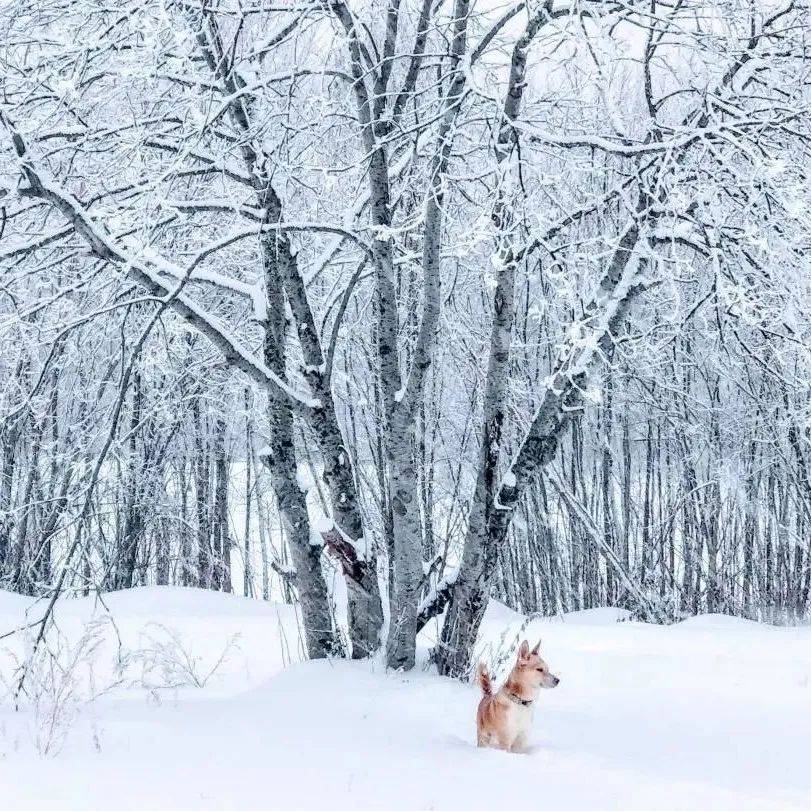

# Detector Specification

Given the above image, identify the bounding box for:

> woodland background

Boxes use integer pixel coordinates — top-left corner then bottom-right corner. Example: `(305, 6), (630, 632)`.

(0, 0), (809, 675)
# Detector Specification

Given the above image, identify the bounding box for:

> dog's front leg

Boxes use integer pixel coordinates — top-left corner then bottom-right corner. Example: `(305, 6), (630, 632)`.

(510, 732), (528, 754)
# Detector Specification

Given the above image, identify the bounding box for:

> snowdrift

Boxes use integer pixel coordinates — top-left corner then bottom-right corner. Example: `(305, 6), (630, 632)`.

(1, 588), (809, 810)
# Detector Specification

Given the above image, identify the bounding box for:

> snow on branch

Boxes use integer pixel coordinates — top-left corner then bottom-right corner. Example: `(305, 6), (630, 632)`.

(1, 112), (319, 413)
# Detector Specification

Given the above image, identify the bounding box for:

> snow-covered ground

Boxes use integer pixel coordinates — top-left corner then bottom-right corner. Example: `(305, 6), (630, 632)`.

(1, 588), (809, 810)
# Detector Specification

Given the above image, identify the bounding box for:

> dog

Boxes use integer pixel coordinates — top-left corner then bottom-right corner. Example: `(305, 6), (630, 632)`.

(475, 639), (559, 752)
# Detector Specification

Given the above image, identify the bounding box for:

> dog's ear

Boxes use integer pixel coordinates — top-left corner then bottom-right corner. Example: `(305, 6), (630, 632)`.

(531, 639), (542, 654)
(518, 640), (530, 661)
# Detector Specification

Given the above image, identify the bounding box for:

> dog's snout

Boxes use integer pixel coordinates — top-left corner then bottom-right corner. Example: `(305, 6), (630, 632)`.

(552, 675), (560, 687)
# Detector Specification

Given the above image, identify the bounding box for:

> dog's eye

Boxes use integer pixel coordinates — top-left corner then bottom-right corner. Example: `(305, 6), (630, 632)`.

(537, 668), (544, 673)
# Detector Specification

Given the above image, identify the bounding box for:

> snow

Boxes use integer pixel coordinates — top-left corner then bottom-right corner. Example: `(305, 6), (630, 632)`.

(0, 587), (305, 692)
(295, 461), (316, 492)
(12, 158), (320, 411)
(2, 588), (810, 810)
(308, 514), (331, 533)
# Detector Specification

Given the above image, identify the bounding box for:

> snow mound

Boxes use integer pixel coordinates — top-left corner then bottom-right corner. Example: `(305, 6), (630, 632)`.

(82, 585), (297, 619)
(0, 585), (299, 624)
(479, 597), (523, 628)
(1, 590), (810, 810)
(537, 606), (632, 625)
(673, 613), (774, 631)
(0, 586), (304, 696)
(0, 589), (36, 615)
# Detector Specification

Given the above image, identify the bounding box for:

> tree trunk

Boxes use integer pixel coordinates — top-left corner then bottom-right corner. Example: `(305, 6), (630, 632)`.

(260, 233), (338, 658)
(117, 371), (143, 590)
(193, 403), (212, 589)
(212, 417), (231, 592)
(439, 220), (643, 677)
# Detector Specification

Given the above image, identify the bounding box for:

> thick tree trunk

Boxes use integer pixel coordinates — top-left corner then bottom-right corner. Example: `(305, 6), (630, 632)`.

(275, 227), (383, 657)
(437, 5), (561, 676)
(191, 6), (383, 657)
(385, 409), (424, 669)
(438, 222), (643, 677)
(261, 234), (338, 659)
(332, 0), (473, 669)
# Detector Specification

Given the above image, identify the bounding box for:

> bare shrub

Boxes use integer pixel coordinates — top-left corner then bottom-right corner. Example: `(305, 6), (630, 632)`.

(1, 616), (124, 757)
(131, 623), (241, 693)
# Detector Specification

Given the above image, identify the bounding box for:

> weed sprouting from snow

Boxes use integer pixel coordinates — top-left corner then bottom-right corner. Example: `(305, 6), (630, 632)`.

(0, 613), (242, 757)
(132, 622), (241, 692)
(1, 616), (124, 757)
(473, 613), (543, 685)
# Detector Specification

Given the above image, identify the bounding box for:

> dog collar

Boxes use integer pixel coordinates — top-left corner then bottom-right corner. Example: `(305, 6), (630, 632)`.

(505, 691), (533, 707)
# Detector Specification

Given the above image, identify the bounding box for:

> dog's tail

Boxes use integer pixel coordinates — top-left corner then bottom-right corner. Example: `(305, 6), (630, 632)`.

(475, 662), (493, 696)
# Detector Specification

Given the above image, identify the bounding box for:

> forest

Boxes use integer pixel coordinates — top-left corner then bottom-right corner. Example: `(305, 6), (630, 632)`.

(1, 0), (809, 683)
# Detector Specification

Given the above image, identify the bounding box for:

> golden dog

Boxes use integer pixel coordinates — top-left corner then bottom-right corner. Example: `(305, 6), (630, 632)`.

(476, 639), (559, 752)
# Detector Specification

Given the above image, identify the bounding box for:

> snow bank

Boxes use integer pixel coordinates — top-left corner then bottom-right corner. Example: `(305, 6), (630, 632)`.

(0, 589), (34, 614)
(0, 586), (304, 697)
(1, 589), (810, 810)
